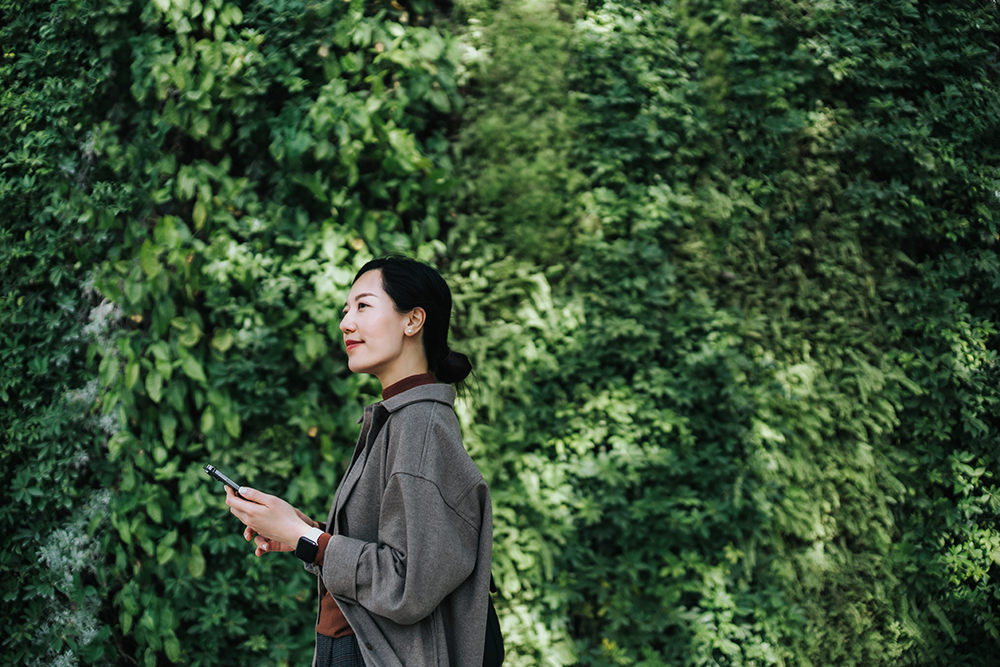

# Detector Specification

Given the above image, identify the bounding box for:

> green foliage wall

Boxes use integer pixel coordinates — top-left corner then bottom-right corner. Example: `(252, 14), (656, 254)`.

(3, 0), (462, 664)
(2, 1), (128, 663)
(2, 0), (999, 667)
(448, 0), (1000, 666)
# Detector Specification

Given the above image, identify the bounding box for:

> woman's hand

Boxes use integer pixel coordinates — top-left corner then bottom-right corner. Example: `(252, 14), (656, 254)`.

(240, 507), (319, 557)
(243, 529), (294, 557)
(224, 486), (314, 555)
(243, 528), (295, 558)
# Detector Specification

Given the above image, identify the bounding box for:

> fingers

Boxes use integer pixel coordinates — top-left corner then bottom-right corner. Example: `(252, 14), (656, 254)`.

(225, 487), (241, 515)
(225, 485), (266, 513)
(222, 485), (284, 555)
(223, 486), (306, 548)
(253, 536), (291, 557)
(225, 487), (255, 532)
(236, 486), (267, 505)
(225, 488), (245, 514)
(224, 486), (245, 510)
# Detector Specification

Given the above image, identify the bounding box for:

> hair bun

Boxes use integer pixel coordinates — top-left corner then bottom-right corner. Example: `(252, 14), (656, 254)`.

(435, 349), (472, 385)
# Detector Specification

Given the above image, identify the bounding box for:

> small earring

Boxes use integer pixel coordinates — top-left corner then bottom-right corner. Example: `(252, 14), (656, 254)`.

(407, 328), (412, 334)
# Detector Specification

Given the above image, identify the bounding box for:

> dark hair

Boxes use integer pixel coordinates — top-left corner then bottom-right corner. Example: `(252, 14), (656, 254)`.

(353, 255), (473, 385)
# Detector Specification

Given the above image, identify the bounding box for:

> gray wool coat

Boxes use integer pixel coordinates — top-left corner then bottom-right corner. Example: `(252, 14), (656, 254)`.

(306, 383), (493, 667)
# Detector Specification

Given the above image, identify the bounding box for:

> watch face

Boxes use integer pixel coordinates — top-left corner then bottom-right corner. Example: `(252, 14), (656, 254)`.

(296, 535), (319, 563)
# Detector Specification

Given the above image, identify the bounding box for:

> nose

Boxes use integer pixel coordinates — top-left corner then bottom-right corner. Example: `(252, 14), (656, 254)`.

(339, 312), (354, 335)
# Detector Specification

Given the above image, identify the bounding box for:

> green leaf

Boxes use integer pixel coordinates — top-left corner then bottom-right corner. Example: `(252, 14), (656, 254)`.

(211, 328), (234, 352)
(223, 408), (241, 439)
(156, 542), (175, 565)
(201, 407), (215, 434)
(108, 432), (130, 462)
(147, 501), (163, 524)
(181, 490), (206, 520)
(178, 320), (202, 347)
(99, 353), (120, 387)
(164, 631), (181, 663)
(180, 356), (206, 383)
(126, 360), (140, 390)
(140, 240), (162, 278)
(161, 411), (177, 448)
(146, 369), (163, 403)
(188, 543), (206, 578)
(193, 199), (207, 229)
(148, 340), (171, 364)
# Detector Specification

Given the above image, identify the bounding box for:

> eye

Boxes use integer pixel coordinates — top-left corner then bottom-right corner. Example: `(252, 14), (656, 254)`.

(357, 302), (369, 310)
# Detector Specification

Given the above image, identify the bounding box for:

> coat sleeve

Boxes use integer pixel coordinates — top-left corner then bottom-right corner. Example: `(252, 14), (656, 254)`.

(320, 471), (481, 625)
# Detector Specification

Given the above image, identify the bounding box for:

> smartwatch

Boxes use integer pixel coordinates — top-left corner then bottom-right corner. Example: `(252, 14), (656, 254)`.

(295, 527), (325, 564)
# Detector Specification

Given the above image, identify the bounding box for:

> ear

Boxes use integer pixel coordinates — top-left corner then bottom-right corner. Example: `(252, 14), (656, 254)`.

(404, 307), (426, 336)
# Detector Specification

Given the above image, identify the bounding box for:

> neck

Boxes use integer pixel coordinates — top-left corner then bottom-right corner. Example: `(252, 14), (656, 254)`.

(375, 335), (429, 390)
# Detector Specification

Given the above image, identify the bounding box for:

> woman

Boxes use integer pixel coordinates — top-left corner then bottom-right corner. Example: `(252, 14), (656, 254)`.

(224, 256), (493, 666)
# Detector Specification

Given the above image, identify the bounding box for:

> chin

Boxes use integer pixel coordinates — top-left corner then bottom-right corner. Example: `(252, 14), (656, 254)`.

(347, 357), (376, 377)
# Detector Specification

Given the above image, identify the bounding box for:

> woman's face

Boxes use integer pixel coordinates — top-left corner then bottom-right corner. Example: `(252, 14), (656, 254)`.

(339, 270), (421, 386)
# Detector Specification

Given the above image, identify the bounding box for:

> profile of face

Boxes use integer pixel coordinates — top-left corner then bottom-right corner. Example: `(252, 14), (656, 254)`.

(339, 269), (426, 386)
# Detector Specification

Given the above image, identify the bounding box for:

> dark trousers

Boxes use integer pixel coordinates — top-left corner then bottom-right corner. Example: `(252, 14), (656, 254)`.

(315, 633), (366, 667)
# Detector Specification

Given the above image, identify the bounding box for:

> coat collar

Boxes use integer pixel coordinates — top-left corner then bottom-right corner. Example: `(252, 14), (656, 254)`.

(381, 382), (455, 412)
(355, 383), (456, 423)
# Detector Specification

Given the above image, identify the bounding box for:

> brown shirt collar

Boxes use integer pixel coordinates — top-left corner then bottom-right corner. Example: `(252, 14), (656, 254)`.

(381, 373), (436, 401)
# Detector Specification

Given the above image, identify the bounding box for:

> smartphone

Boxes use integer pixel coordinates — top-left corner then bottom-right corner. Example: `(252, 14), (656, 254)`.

(204, 464), (243, 498)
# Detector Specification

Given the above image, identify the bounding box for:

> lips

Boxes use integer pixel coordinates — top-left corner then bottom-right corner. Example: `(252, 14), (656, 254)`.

(345, 340), (362, 351)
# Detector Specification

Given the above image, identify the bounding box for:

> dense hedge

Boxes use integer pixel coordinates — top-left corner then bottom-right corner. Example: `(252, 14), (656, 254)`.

(2, 1), (999, 667)
(448, 0), (1000, 665)
(2, 0), (461, 665)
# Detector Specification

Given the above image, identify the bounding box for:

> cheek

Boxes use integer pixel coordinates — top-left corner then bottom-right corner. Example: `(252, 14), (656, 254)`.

(373, 314), (405, 342)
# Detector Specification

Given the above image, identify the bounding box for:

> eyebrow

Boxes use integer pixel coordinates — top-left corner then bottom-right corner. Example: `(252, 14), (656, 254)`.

(342, 292), (379, 309)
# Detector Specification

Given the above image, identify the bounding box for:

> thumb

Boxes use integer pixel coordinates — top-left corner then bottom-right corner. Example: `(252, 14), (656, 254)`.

(238, 486), (265, 504)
